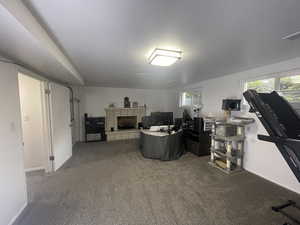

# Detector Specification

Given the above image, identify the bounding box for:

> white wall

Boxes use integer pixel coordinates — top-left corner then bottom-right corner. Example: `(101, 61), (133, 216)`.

(79, 86), (178, 140)
(18, 74), (46, 171)
(180, 57), (300, 194)
(82, 86), (178, 117)
(0, 62), (27, 225)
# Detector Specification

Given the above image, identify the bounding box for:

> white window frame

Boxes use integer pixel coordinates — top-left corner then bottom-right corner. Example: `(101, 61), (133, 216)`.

(179, 89), (202, 108)
(242, 69), (300, 108)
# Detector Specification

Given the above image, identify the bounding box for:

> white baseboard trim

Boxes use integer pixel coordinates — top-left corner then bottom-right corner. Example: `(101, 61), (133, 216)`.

(25, 166), (45, 172)
(8, 202), (28, 225)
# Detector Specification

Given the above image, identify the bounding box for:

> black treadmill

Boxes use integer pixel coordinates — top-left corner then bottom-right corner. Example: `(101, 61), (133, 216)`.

(243, 89), (300, 225)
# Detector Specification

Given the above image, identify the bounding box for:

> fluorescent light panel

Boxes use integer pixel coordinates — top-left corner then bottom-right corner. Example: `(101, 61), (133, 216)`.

(149, 48), (182, 66)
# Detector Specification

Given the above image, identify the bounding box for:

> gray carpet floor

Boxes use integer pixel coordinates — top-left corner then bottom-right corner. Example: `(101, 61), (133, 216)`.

(15, 140), (300, 225)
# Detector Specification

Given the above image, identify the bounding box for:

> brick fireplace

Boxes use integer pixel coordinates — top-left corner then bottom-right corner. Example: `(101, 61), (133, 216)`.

(117, 116), (137, 130)
(105, 107), (146, 141)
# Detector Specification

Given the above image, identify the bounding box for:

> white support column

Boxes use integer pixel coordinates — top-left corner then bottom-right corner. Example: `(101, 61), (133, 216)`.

(0, 0), (84, 85)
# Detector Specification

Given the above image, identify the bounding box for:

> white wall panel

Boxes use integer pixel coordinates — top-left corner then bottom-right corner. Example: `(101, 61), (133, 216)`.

(0, 62), (27, 225)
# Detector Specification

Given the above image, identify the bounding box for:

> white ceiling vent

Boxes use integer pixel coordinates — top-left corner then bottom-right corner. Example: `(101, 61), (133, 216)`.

(282, 31), (300, 40)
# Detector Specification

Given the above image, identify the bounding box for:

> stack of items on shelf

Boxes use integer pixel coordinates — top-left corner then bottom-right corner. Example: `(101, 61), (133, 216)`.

(209, 99), (254, 173)
(209, 117), (254, 173)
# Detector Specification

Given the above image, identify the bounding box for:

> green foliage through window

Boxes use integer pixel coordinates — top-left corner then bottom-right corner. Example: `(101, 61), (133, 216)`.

(246, 78), (274, 93)
(245, 74), (300, 103)
(280, 75), (300, 91)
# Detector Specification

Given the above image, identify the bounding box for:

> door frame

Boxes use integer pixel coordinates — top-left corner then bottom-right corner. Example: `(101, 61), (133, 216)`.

(18, 72), (53, 173)
(18, 67), (75, 173)
(40, 81), (54, 172)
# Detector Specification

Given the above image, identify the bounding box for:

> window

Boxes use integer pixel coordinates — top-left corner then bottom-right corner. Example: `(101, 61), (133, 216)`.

(245, 74), (300, 104)
(279, 75), (300, 103)
(245, 78), (275, 93)
(179, 91), (201, 107)
(181, 92), (192, 106)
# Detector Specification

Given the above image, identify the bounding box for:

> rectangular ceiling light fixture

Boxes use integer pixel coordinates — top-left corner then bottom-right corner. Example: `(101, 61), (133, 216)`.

(148, 48), (182, 66)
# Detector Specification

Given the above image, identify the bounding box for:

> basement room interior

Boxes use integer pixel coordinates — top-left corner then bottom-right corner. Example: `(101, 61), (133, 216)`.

(1, 1), (300, 225)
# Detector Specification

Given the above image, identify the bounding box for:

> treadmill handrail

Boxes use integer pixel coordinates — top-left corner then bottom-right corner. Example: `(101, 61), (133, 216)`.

(258, 134), (300, 145)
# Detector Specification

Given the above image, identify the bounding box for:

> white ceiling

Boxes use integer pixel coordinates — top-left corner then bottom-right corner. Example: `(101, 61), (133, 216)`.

(2, 0), (300, 88)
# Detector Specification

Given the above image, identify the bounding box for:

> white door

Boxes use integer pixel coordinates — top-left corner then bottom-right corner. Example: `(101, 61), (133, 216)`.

(49, 83), (72, 171)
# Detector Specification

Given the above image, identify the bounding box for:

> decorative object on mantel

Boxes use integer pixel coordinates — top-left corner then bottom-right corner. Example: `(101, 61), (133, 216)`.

(108, 103), (116, 108)
(124, 97), (130, 108)
(132, 101), (138, 108)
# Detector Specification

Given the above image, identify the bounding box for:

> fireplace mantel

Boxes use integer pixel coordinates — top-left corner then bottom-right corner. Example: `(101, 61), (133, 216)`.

(105, 106), (146, 141)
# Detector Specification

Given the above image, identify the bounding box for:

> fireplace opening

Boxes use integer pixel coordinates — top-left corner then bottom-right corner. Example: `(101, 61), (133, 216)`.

(117, 116), (137, 130)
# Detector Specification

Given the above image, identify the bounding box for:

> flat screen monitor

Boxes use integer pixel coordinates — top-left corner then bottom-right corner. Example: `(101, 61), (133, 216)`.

(222, 99), (241, 111)
(150, 112), (173, 126)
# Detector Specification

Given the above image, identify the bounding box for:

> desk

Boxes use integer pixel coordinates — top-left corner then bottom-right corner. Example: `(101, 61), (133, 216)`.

(139, 130), (183, 161)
